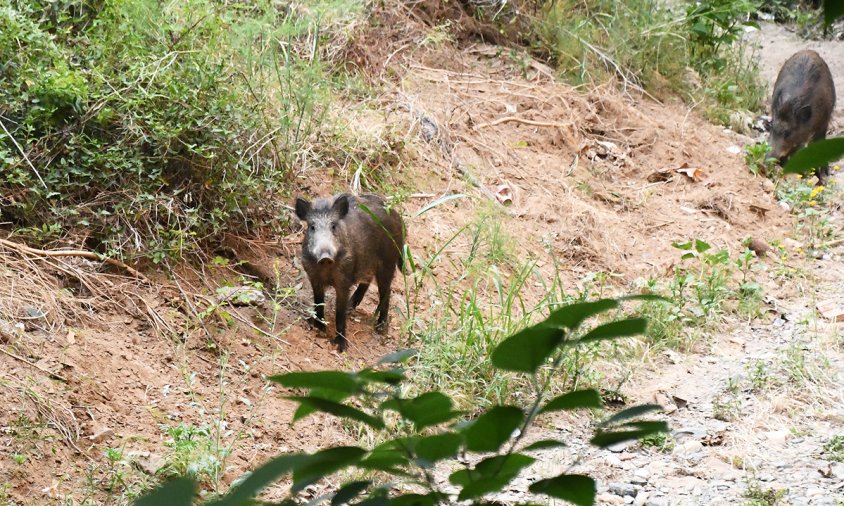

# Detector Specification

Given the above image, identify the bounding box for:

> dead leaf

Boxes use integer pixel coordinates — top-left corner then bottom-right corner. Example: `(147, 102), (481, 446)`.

(66, 331), (76, 345)
(675, 163), (703, 181)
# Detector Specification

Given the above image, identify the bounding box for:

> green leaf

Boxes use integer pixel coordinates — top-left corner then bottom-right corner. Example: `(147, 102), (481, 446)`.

(357, 441), (411, 473)
(491, 324), (565, 373)
(783, 137), (844, 174)
(529, 474), (596, 506)
(618, 294), (668, 303)
(377, 349), (417, 364)
(540, 389), (602, 414)
(591, 424), (668, 448)
(523, 439), (567, 451)
(824, 0), (844, 26)
(292, 447), (367, 493)
(357, 368), (405, 385)
(671, 240), (693, 250)
(286, 396), (385, 429)
(577, 318), (647, 345)
(599, 404), (662, 427)
(389, 493), (440, 506)
(270, 371), (360, 393)
(414, 433), (462, 465)
(209, 455), (308, 506)
(332, 480), (371, 506)
(134, 477), (196, 506)
(463, 406), (524, 452)
(545, 299), (619, 329)
(382, 392), (459, 430)
(694, 239), (711, 253)
(449, 454), (535, 500)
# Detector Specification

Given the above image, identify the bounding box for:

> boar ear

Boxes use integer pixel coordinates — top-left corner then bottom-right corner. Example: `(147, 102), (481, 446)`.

(295, 198), (311, 220)
(797, 105), (812, 123)
(332, 195), (350, 219)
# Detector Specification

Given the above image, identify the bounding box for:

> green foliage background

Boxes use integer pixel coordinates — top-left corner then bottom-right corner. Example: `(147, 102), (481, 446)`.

(0, 0), (328, 261)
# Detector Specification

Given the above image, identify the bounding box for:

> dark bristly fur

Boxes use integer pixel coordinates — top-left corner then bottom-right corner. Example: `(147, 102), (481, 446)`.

(294, 192), (405, 352)
(769, 49), (836, 184)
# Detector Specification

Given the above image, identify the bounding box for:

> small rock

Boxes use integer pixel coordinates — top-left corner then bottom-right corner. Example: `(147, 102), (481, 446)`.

(674, 440), (703, 457)
(608, 483), (637, 497)
(645, 498), (669, 506)
(763, 430), (790, 446)
(807, 488), (826, 497)
(88, 425), (114, 442)
(634, 491), (648, 506)
(595, 492), (625, 505)
(607, 440), (632, 453)
(830, 462), (844, 479)
(623, 495), (634, 504)
(631, 467), (649, 485)
(605, 454), (623, 467)
(129, 451), (163, 475)
(215, 286), (266, 306)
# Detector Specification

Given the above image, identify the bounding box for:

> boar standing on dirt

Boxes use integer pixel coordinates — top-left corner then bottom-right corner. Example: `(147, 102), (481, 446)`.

(295, 193), (405, 352)
(769, 49), (836, 184)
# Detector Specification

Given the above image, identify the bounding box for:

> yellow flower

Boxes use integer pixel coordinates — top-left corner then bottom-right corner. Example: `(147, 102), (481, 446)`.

(834, 165), (841, 171)
(796, 174), (803, 179)
(808, 200), (817, 206)
(810, 186), (824, 198)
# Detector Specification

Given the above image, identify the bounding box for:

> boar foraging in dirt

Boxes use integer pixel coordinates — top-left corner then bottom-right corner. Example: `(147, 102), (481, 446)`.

(295, 193), (405, 352)
(769, 49), (836, 184)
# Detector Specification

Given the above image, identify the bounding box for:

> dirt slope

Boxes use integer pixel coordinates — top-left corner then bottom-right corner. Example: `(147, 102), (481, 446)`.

(0, 11), (841, 506)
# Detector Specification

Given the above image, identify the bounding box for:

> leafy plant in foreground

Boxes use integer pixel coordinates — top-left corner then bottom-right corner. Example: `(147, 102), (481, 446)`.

(135, 296), (668, 505)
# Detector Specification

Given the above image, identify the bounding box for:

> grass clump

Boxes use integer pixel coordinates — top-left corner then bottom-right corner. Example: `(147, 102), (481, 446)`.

(527, 0), (765, 124)
(0, 0), (349, 262)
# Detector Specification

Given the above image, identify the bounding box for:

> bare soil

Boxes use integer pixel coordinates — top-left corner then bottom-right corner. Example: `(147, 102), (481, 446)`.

(1, 11), (842, 506)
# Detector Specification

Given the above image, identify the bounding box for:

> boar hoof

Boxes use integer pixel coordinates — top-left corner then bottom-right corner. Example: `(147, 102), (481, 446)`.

(333, 335), (349, 352)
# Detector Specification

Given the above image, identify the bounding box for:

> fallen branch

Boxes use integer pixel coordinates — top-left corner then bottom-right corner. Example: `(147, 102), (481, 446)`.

(0, 238), (148, 283)
(473, 116), (567, 130)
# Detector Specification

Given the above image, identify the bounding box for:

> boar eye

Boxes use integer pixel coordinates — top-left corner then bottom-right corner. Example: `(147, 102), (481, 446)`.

(331, 222), (337, 232)
(309, 224), (315, 232)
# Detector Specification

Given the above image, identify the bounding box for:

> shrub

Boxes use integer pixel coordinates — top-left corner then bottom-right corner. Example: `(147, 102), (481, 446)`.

(0, 0), (330, 261)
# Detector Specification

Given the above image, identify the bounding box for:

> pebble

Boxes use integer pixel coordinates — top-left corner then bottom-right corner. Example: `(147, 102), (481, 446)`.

(674, 440), (703, 457)
(631, 467), (650, 485)
(634, 491), (648, 506)
(605, 454), (623, 467)
(645, 498), (669, 506)
(763, 429), (791, 446)
(595, 492), (625, 505)
(608, 483), (637, 497)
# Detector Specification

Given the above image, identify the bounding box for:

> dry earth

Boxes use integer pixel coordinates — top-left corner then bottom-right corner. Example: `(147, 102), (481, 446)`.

(0, 10), (842, 506)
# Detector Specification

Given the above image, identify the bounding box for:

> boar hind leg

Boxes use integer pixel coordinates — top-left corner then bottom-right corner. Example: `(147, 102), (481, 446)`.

(349, 283), (370, 311)
(374, 270), (395, 334)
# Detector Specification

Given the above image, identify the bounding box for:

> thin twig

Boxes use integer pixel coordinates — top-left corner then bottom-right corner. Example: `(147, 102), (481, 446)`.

(0, 116), (47, 188)
(0, 238), (148, 282)
(473, 116), (568, 130)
